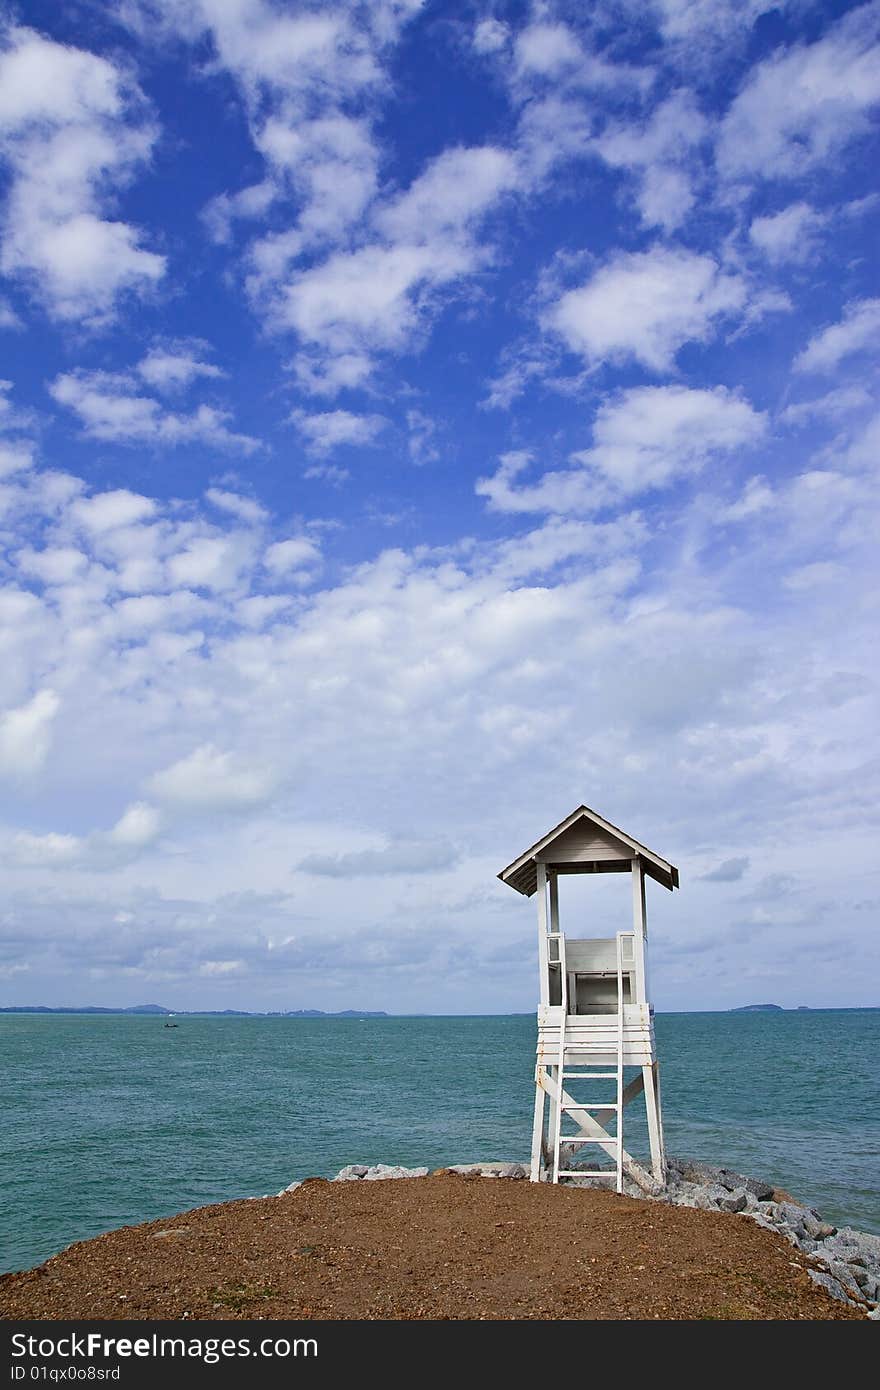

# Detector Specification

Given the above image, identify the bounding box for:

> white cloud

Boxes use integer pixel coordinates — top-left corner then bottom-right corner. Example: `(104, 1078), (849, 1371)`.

(271, 140), (521, 388)
(0, 441), (33, 477)
(717, 5), (880, 180)
(263, 537), (322, 576)
(511, 21), (648, 93)
(594, 91), (708, 233)
(793, 299), (880, 374)
(7, 799), (162, 870)
(122, 1), (425, 387)
(514, 23), (581, 79)
(0, 413), (878, 1010)
(68, 489), (156, 533)
(149, 744), (278, 810)
(783, 561), (842, 592)
(50, 369), (259, 452)
(647, 0), (782, 43)
(722, 476), (774, 522)
(749, 202), (827, 264)
(376, 145), (519, 244)
(292, 409), (388, 454)
(166, 534), (255, 592)
(477, 386), (765, 513)
(578, 385), (766, 492)
(107, 801), (162, 847)
(0, 26), (164, 323)
(205, 489), (268, 526)
(137, 343), (224, 393)
(781, 387), (874, 428)
(472, 19), (509, 55)
(9, 831), (81, 867)
(0, 296), (21, 329)
(299, 838), (458, 877)
(548, 247), (747, 372)
(0, 689), (60, 778)
(203, 179), (276, 244)
(407, 410), (440, 466)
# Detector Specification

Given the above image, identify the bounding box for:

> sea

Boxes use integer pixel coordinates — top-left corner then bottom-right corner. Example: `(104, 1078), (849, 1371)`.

(2, 1008), (878, 1274)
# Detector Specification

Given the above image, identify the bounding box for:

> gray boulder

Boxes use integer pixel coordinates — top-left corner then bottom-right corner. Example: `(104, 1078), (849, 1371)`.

(808, 1269), (856, 1306)
(719, 1190), (748, 1213)
(741, 1175), (775, 1201)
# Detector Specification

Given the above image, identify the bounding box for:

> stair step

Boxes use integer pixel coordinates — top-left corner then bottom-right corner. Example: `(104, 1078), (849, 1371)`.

(562, 1102), (619, 1111)
(561, 1077), (620, 1083)
(558, 1171), (618, 1179)
(559, 1135), (619, 1145)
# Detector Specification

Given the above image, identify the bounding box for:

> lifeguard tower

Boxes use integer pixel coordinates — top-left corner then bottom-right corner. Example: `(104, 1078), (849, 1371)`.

(498, 805), (678, 1192)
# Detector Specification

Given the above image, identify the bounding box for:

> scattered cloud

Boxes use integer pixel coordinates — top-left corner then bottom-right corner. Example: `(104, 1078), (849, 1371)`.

(406, 409), (440, 465)
(793, 298), (880, 374)
(292, 409), (388, 454)
(0, 689), (60, 779)
(299, 839), (459, 877)
(749, 202), (828, 264)
(0, 25), (164, 323)
(478, 385), (765, 513)
(594, 91), (709, 232)
(148, 744), (278, 811)
(717, 5), (880, 180)
(137, 342), (224, 393)
(547, 247), (747, 372)
(699, 856), (750, 883)
(49, 368), (259, 452)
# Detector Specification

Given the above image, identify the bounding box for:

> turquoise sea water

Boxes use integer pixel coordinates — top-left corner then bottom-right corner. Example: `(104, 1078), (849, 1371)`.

(1, 1009), (878, 1274)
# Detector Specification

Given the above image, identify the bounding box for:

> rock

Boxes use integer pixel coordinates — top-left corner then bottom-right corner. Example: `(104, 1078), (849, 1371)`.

(332, 1164), (370, 1181)
(719, 1190), (748, 1213)
(809, 1269), (855, 1305)
(361, 1163), (429, 1180)
(742, 1176), (775, 1202)
(837, 1227), (880, 1262)
(756, 1200), (781, 1222)
(825, 1261), (867, 1302)
(802, 1214), (836, 1240)
(499, 1163), (527, 1179)
(667, 1157), (773, 1202)
(777, 1200), (812, 1230)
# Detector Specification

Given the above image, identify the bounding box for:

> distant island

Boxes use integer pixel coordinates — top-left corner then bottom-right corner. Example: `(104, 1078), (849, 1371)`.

(731, 1004), (784, 1012)
(0, 1004), (388, 1018)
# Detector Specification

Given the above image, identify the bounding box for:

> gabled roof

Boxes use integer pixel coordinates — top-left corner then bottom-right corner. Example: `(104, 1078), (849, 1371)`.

(498, 804), (679, 896)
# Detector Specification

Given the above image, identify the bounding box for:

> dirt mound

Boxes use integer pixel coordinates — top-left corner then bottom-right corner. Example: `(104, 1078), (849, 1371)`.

(0, 1174), (862, 1321)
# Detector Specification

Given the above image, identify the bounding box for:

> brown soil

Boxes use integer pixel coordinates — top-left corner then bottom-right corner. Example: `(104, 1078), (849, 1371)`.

(0, 1174), (863, 1321)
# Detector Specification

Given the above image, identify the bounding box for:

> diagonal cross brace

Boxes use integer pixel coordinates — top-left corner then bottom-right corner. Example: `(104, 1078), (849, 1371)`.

(537, 1067), (660, 1194)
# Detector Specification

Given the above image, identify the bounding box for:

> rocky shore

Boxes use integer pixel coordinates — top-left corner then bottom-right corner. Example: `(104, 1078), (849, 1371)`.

(277, 1157), (880, 1317)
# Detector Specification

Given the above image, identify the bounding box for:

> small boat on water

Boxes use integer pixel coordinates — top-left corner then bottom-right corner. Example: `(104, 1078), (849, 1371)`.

(164, 1016), (179, 1028)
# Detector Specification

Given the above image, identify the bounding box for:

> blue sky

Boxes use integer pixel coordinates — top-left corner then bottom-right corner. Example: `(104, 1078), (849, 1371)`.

(0, 0), (878, 1013)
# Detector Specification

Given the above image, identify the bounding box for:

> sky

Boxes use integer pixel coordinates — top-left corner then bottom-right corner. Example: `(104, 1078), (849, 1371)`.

(0, 0), (878, 1014)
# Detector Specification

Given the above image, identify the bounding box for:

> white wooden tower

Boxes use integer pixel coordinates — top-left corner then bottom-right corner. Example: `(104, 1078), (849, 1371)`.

(498, 805), (678, 1192)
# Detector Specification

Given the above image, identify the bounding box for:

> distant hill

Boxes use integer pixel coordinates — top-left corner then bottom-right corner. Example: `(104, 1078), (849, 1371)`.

(0, 1005), (389, 1017)
(732, 1003), (784, 1012)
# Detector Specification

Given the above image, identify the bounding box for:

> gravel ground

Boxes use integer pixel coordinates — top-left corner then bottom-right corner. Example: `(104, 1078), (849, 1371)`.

(0, 1173), (864, 1321)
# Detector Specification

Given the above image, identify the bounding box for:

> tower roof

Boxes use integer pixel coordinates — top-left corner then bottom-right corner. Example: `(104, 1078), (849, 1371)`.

(498, 804), (678, 896)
